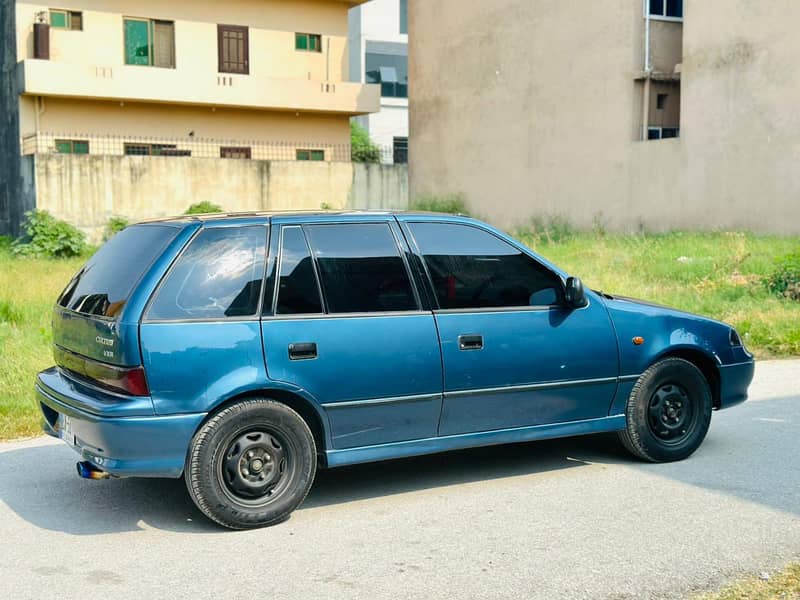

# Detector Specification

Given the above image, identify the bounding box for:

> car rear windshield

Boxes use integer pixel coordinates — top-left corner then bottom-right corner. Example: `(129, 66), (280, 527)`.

(57, 224), (180, 318)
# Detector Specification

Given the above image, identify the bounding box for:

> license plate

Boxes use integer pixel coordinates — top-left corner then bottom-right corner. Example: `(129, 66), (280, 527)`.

(60, 414), (75, 445)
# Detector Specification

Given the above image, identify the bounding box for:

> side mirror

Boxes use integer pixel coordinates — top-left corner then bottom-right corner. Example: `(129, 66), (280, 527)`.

(564, 276), (587, 308)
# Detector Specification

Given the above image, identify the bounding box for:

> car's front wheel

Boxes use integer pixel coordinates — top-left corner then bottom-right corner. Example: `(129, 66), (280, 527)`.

(185, 398), (316, 529)
(618, 358), (713, 462)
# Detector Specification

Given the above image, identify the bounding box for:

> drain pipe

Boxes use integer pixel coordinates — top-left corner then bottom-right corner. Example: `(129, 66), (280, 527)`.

(642, 0), (652, 140)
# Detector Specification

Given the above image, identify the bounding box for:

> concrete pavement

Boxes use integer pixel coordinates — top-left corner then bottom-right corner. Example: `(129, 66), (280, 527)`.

(1, 360), (798, 599)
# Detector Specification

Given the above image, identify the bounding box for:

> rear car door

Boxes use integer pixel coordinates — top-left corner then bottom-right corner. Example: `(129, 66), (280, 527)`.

(402, 219), (619, 436)
(261, 217), (443, 449)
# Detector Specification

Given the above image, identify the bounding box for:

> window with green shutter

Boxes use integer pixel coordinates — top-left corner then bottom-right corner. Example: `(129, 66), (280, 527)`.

(124, 18), (175, 67)
(295, 33), (322, 53)
(55, 139), (89, 154)
(49, 9), (82, 30)
(296, 149), (325, 161)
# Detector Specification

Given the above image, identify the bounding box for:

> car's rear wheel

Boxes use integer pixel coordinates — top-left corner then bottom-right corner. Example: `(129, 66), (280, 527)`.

(618, 358), (713, 462)
(185, 399), (316, 529)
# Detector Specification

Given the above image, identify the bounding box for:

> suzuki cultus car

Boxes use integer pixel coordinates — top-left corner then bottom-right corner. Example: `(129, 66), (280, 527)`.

(38, 212), (754, 529)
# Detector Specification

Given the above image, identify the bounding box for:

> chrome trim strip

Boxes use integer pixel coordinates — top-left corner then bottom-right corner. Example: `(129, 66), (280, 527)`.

(618, 374), (641, 382)
(321, 392), (441, 410)
(445, 376), (619, 398)
(719, 360), (755, 369)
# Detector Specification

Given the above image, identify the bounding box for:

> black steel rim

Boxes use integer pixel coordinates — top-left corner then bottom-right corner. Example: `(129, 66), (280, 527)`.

(647, 382), (697, 445)
(217, 427), (295, 506)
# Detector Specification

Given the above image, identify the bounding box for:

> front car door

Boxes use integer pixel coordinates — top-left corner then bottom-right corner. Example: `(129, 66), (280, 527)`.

(401, 218), (619, 436)
(261, 216), (443, 449)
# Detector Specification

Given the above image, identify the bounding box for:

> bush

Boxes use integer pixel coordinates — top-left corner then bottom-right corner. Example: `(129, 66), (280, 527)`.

(519, 215), (576, 245)
(11, 210), (86, 258)
(765, 251), (800, 301)
(350, 121), (381, 163)
(104, 216), (130, 241)
(185, 201), (223, 215)
(409, 193), (469, 215)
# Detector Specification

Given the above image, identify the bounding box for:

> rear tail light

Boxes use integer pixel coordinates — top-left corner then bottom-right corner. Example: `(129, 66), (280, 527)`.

(54, 346), (150, 396)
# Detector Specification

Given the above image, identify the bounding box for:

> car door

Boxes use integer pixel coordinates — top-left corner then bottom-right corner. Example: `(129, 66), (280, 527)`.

(261, 218), (443, 449)
(401, 219), (619, 436)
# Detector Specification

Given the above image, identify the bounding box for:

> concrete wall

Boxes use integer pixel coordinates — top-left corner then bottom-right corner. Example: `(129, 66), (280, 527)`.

(30, 154), (408, 241)
(409, 0), (800, 234)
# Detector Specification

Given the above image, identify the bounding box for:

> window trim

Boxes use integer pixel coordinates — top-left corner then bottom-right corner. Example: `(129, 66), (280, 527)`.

(217, 23), (249, 75)
(403, 221), (569, 313)
(647, 126), (680, 140)
(142, 225), (269, 323)
(645, 0), (683, 22)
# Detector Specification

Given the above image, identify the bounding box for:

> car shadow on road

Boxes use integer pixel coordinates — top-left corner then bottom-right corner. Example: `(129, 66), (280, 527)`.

(0, 433), (625, 536)
(1, 394), (796, 535)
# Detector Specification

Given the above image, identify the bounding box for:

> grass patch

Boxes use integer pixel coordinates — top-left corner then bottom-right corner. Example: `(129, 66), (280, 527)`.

(0, 230), (798, 441)
(694, 563), (800, 599)
(0, 249), (86, 439)
(520, 230), (800, 357)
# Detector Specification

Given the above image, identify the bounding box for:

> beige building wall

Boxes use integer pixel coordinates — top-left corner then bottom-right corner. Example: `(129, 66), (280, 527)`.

(409, 0), (800, 234)
(15, 0), (377, 156)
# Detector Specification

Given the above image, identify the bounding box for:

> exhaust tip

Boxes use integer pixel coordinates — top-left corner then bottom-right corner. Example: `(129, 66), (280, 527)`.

(76, 461), (111, 480)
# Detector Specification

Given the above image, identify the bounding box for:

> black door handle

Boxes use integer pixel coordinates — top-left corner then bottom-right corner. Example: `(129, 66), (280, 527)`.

(458, 334), (483, 351)
(288, 342), (317, 360)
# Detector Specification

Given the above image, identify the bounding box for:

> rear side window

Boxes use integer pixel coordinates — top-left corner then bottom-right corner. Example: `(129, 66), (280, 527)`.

(408, 222), (563, 310)
(146, 226), (266, 320)
(275, 226), (323, 315)
(58, 224), (179, 318)
(304, 223), (416, 313)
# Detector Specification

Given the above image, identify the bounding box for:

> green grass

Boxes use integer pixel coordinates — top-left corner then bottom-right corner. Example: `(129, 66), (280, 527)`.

(694, 563), (800, 599)
(0, 231), (799, 441)
(0, 250), (86, 439)
(519, 230), (800, 357)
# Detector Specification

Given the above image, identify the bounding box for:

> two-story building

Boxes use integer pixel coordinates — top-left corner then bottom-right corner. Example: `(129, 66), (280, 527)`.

(14, 0), (379, 160)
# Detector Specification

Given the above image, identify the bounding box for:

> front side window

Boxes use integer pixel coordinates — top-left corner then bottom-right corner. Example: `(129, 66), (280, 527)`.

(124, 18), (175, 67)
(409, 223), (563, 310)
(147, 227), (266, 320)
(649, 0), (683, 19)
(304, 223), (416, 314)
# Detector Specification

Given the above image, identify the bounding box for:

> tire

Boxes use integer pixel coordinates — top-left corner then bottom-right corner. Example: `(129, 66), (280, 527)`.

(618, 358), (713, 463)
(185, 399), (317, 529)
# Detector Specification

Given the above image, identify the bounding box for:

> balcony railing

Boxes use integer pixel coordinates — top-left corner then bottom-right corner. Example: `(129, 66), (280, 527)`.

(21, 132), (408, 164)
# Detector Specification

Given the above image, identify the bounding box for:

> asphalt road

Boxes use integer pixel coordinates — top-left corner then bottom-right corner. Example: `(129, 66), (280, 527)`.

(1, 360), (798, 600)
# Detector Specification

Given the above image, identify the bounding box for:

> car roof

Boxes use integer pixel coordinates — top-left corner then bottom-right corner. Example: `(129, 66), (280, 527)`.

(137, 209), (471, 227)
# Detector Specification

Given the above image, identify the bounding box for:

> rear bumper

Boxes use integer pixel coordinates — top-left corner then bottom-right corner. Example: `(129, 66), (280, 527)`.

(37, 368), (205, 478)
(717, 360), (755, 410)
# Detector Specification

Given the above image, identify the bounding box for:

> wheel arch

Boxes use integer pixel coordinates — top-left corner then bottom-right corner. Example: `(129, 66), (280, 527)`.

(195, 388), (331, 467)
(654, 347), (721, 409)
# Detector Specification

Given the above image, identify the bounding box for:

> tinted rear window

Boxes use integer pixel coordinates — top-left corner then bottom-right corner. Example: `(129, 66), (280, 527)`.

(58, 224), (179, 318)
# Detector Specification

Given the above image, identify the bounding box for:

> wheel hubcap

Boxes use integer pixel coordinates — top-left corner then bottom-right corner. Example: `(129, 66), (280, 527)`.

(221, 430), (287, 501)
(647, 383), (695, 444)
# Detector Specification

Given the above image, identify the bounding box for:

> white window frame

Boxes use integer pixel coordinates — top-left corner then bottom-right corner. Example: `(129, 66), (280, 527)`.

(647, 126), (680, 140)
(644, 0), (683, 23)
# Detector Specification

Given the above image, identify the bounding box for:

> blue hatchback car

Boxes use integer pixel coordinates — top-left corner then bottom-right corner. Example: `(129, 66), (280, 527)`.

(38, 211), (754, 528)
